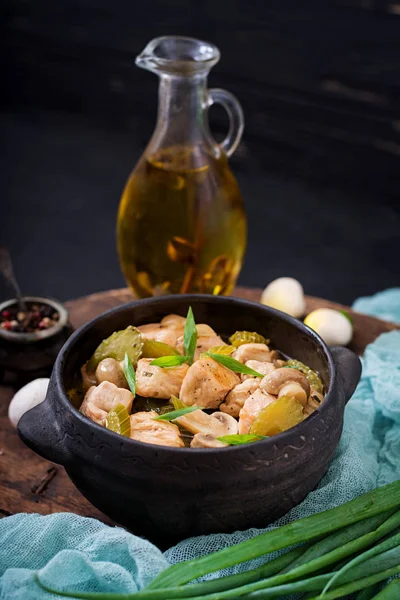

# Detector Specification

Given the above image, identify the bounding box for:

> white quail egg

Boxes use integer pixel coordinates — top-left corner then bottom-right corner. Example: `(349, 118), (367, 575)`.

(261, 277), (306, 318)
(304, 308), (353, 346)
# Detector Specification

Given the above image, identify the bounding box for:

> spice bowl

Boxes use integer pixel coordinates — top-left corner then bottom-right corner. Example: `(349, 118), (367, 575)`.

(0, 296), (73, 383)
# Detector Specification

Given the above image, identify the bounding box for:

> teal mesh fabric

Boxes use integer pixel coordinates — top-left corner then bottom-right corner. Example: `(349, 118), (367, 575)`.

(1, 289), (400, 599)
(0, 514), (168, 599)
(353, 287), (400, 323)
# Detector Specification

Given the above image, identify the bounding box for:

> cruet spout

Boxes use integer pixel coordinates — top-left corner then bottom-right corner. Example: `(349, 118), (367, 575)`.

(135, 36), (220, 75)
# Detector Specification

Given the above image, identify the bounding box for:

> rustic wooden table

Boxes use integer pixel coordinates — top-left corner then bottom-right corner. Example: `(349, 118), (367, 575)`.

(0, 287), (398, 524)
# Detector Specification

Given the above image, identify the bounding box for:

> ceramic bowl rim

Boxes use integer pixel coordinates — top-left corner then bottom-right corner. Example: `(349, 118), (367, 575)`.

(54, 294), (336, 455)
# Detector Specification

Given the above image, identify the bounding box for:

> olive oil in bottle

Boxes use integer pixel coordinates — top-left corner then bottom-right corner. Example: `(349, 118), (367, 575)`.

(117, 144), (246, 297)
(117, 37), (247, 297)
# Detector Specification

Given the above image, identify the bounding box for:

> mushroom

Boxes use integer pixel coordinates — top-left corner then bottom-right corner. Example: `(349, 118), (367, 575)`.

(260, 367), (310, 404)
(176, 409), (238, 437)
(274, 359), (287, 369)
(277, 381), (308, 406)
(190, 434), (229, 448)
(95, 358), (128, 389)
(308, 389), (324, 409)
(211, 412), (238, 435)
(81, 364), (97, 389)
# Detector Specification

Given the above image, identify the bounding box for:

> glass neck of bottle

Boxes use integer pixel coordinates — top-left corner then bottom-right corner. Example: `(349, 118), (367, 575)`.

(152, 74), (209, 146)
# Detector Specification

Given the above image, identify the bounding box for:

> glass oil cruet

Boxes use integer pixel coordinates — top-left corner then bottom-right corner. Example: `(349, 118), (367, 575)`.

(117, 36), (247, 297)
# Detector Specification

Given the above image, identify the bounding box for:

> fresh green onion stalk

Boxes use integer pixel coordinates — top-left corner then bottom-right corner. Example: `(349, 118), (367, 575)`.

(35, 480), (400, 600)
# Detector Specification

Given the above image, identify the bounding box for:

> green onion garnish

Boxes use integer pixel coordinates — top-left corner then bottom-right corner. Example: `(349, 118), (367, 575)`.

(123, 352), (136, 396)
(183, 306), (197, 365)
(150, 355), (188, 368)
(153, 406), (200, 421)
(217, 434), (268, 445)
(206, 352), (265, 377)
(148, 307), (198, 369)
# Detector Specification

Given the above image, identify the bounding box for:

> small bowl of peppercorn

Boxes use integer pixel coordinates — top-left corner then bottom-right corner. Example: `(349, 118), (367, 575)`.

(0, 296), (73, 384)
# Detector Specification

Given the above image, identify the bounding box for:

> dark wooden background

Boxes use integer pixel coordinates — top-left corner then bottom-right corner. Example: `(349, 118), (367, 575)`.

(1, 0), (399, 304)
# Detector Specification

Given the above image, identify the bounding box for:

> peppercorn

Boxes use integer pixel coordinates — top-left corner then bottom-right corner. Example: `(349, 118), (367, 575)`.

(38, 317), (53, 330)
(0, 301), (60, 334)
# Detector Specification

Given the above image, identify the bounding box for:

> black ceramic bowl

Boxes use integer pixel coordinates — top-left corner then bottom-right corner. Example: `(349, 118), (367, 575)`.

(18, 295), (361, 547)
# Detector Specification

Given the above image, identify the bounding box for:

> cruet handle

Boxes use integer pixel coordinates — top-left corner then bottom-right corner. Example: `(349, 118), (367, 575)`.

(208, 88), (244, 157)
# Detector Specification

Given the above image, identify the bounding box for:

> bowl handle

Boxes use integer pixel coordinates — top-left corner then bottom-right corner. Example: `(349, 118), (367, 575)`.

(18, 380), (71, 465)
(331, 346), (362, 404)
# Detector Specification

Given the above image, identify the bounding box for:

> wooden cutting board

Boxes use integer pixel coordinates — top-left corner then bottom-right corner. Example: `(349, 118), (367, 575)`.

(0, 287), (398, 524)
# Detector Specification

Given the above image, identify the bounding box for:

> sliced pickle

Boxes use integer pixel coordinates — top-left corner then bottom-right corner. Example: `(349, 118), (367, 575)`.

(208, 345), (235, 355)
(87, 326), (143, 372)
(286, 359), (324, 394)
(142, 339), (180, 358)
(250, 395), (304, 437)
(229, 331), (270, 348)
(106, 404), (131, 437)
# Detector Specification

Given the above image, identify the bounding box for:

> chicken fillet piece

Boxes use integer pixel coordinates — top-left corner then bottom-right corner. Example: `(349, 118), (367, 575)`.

(180, 356), (240, 409)
(240, 360), (276, 381)
(239, 388), (277, 434)
(136, 358), (188, 399)
(219, 378), (261, 418)
(233, 343), (275, 364)
(80, 381), (134, 426)
(130, 411), (184, 447)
